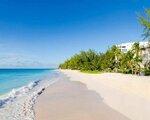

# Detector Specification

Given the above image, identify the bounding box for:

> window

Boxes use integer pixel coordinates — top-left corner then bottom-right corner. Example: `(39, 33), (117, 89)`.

(122, 46), (126, 48)
(122, 49), (127, 52)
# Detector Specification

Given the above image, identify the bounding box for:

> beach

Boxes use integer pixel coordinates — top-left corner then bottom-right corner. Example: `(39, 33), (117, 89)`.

(1, 69), (149, 120)
(0, 69), (60, 120)
(34, 77), (129, 120)
(35, 70), (150, 120)
(0, 0), (149, 120)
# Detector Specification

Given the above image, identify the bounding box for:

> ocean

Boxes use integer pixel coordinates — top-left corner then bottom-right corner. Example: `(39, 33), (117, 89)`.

(0, 68), (61, 119)
(0, 68), (55, 95)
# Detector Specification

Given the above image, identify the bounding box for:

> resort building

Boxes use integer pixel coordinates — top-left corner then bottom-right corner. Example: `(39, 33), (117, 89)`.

(117, 41), (150, 65)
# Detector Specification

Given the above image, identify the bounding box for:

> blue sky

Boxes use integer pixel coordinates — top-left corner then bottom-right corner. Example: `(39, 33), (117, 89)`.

(0, 0), (149, 68)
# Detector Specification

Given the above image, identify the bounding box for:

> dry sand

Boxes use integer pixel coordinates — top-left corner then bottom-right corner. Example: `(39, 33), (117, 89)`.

(35, 70), (150, 120)
(35, 79), (129, 120)
(61, 70), (150, 120)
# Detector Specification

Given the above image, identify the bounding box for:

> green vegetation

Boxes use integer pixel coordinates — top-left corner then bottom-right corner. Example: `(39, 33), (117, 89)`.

(59, 9), (150, 76)
(59, 44), (144, 75)
(139, 9), (150, 40)
(143, 62), (150, 76)
(139, 9), (150, 75)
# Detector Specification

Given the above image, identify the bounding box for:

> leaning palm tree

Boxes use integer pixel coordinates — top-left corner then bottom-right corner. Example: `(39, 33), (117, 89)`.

(139, 9), (150, 40)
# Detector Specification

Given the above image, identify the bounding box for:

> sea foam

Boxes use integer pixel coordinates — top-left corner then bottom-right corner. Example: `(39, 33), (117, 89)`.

(0, 80), (40, 107)
(0, 71), (62, 120)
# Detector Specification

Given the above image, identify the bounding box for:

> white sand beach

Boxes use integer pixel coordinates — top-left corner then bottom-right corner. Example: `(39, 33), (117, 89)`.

(35, 70), (150, 120)
(61, 70), (150, 120)
(35, 74), (129, 120)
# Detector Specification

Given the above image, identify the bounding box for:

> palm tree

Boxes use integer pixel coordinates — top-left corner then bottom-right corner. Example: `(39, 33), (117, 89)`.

(124, 51), (134, 74)
(139, 9), (150, 40)
(131, 43), (142, 75)
(111, 46), (122, 72)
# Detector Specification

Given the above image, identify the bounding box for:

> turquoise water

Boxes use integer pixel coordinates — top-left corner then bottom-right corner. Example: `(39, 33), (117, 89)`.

(0, 69), (54, 95)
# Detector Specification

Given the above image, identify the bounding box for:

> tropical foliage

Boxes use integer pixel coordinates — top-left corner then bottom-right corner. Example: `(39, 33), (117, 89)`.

(139, 9), (150, 40)
(59, 43), (145, 75)
(139, 9), (150, 75)
(59, 9), (150, 76)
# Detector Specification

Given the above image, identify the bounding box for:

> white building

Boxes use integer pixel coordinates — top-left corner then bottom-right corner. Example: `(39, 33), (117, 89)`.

(117, 41), (149, 53)
(117, 41), (150, 65)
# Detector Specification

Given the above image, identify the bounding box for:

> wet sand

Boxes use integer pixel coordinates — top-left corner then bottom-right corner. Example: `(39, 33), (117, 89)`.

(35, 79), (129, 120)
(60, 70), (150, 120)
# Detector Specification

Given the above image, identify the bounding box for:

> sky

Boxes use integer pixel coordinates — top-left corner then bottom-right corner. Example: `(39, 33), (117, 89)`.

(0, 0), (150, 68)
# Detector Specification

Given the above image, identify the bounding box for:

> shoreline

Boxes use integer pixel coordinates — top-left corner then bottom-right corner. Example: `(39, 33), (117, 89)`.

(0, 71), (61, 120)
(35, 70), (150, 120)
(34, 75), (129, 120)
(1, 70), (150, 120)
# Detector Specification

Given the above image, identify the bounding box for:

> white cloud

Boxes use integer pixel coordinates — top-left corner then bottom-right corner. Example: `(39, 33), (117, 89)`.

(0, 54), (56, 68)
